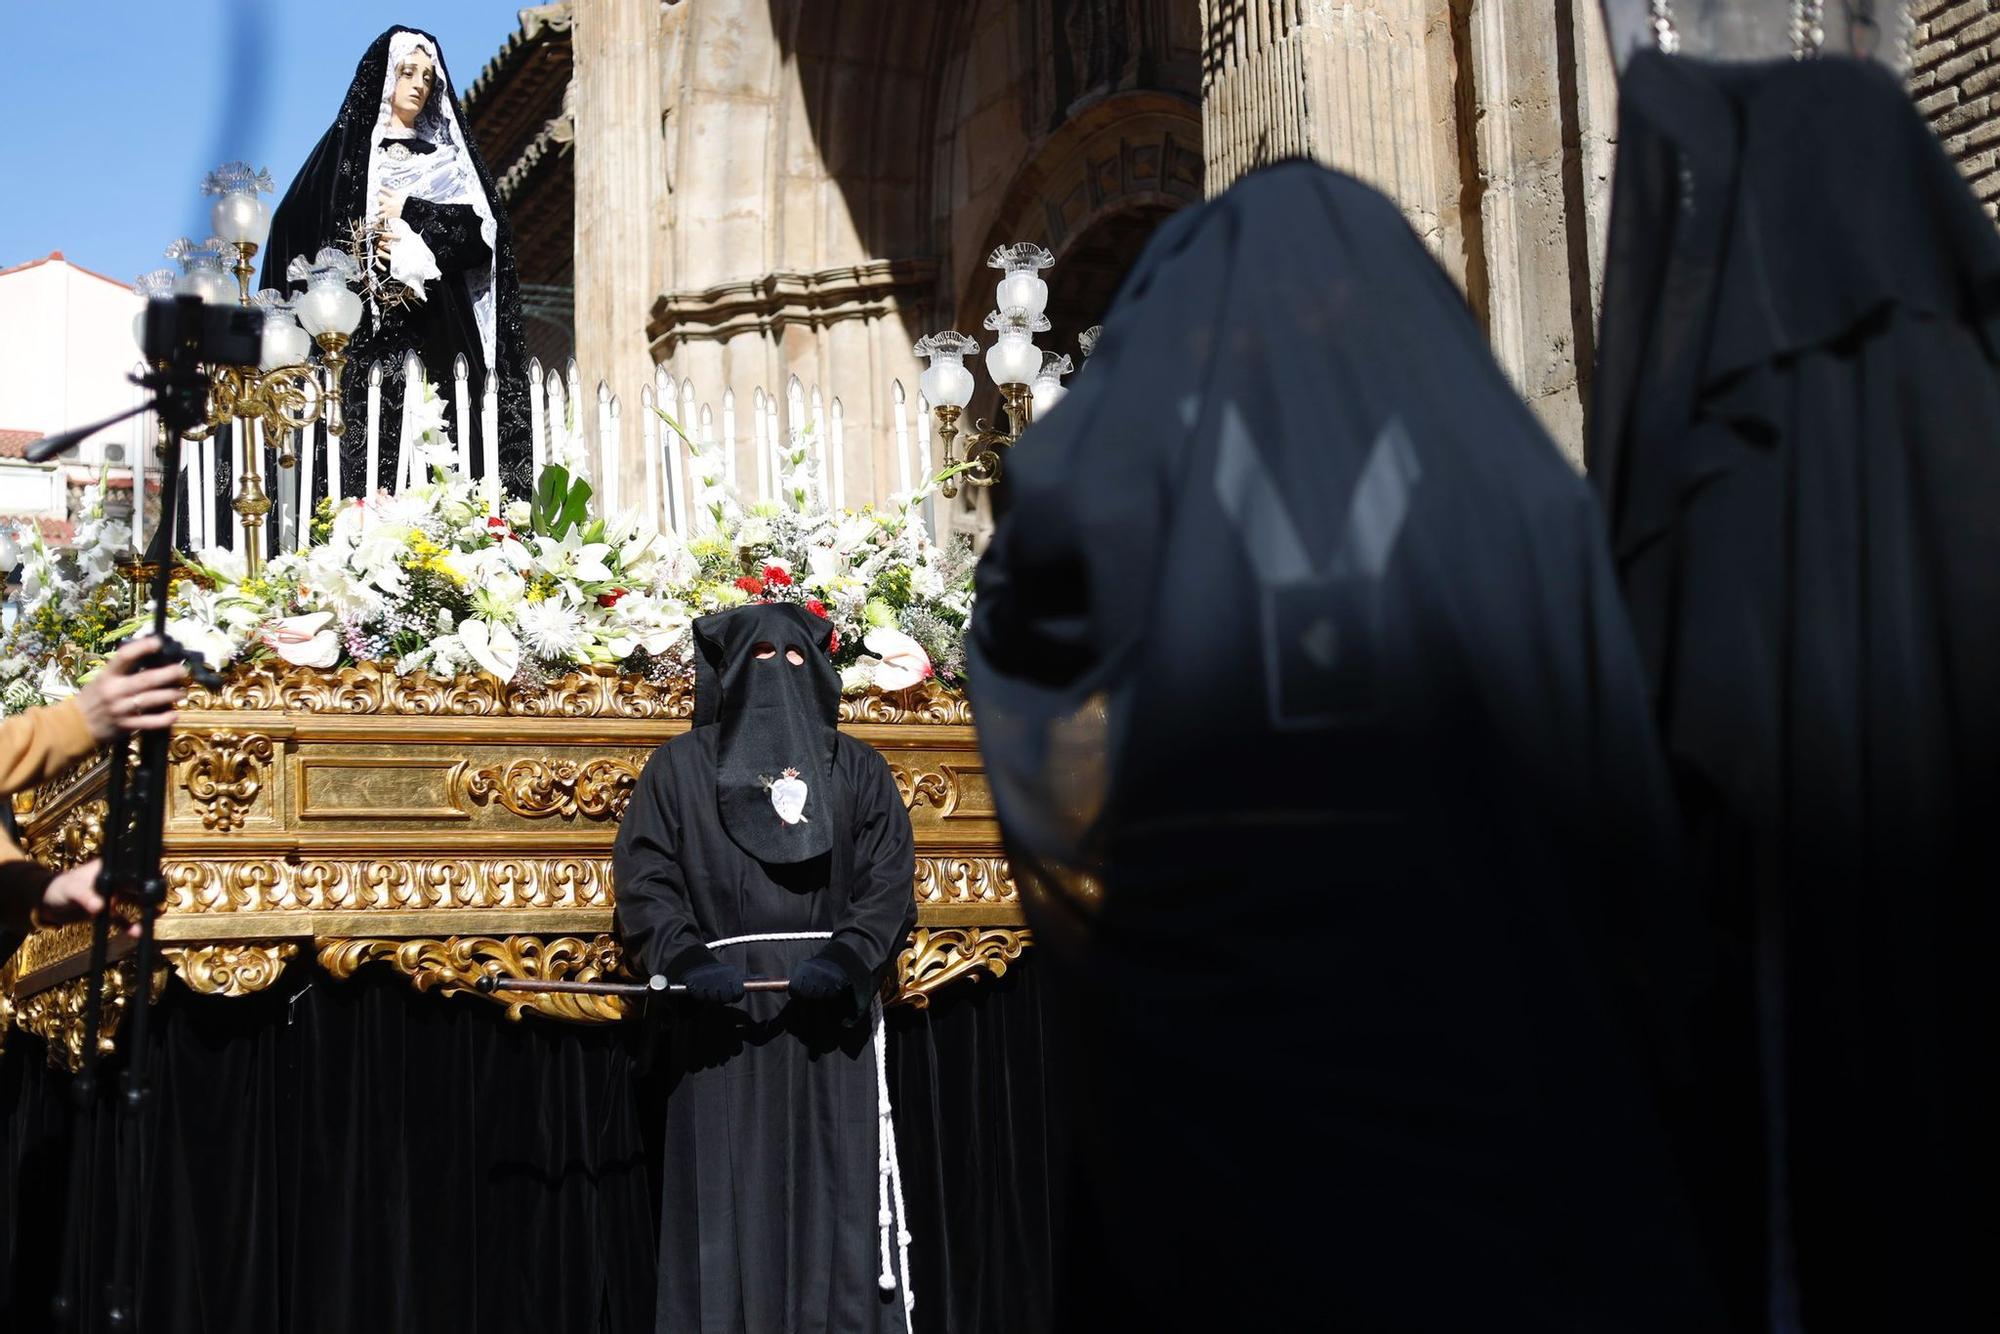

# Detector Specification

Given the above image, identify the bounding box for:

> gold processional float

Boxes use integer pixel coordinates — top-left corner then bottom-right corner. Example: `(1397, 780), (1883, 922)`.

(0, 663), (1025, 1070)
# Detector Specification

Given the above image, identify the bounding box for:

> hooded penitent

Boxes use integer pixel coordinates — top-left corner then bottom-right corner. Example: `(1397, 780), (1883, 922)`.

(614, 599), (917, 1333)
(259, 25), (530, 503)
(1592, 52), (2000, 1333)
(971, 159), (1724, 1331)
(692, 602), (841, 864)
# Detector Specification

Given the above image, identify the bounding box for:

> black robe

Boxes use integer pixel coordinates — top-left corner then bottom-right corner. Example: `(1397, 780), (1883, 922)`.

(1592, 53), (2000, 1333)
(613, 727), (917, 1334)
(971, 160), (1724, 1331)
(258, 26), (532, 506)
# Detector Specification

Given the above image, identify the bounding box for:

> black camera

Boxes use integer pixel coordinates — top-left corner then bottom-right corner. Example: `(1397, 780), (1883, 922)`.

(138, 293), (262, 369)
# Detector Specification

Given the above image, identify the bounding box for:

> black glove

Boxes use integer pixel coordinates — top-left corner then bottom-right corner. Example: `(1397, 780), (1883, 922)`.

(669, 945), (745, 1004)
(787, 941), (872, 1014)
(787, 954), (849, 1002)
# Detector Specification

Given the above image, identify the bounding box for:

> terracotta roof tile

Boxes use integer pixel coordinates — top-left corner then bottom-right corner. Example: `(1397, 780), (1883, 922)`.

(0, 428), (45, 459)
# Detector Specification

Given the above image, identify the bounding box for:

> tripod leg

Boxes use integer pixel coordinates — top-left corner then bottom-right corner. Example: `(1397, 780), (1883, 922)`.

(52, 736), (131, 1331)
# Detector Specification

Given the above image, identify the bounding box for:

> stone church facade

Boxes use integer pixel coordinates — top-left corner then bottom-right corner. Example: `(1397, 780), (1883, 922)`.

(465, 2), (1999, 507)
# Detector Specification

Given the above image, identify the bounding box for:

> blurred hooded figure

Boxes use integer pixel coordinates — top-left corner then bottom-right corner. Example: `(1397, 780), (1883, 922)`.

(971, 160), (1723, 1330)
(1592, 49), (2000, 1333)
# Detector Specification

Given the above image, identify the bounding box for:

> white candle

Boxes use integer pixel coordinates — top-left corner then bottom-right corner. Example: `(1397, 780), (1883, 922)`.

(453, 354), (473, 477)
(641, 385), (660, 536)
(295, 425), (315, 552)
(481, 374), (501, 508)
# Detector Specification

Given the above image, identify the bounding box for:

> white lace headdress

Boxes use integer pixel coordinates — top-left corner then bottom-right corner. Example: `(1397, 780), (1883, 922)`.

(364, 30), (498, 376)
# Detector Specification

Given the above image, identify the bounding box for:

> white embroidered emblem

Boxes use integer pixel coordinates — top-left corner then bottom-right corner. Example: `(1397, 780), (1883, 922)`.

(769, 768), (810, 825)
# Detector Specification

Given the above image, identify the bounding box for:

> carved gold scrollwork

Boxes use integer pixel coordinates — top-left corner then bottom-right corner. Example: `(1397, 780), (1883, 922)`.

(317, 934), (629, 1024)
(913, 855), (1014, 908)
(895, 927), (1031, 1009)
(13, 962), (168, 1072)
(165, 943), (300, 997)
(26, 798), (108, 870)
(839, 680), (975, 726)
(457, 756), (646, 821)
(179, 662), (970, 723)
(169, 730), (276, 831)
(888, 764), (954, 813)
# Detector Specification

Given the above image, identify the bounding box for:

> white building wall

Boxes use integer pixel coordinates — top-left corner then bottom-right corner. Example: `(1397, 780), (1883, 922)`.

(0, 254), (144, 467)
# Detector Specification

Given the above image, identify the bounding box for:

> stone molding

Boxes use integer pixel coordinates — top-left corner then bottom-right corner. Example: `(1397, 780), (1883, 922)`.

(647, 258), (941, 354)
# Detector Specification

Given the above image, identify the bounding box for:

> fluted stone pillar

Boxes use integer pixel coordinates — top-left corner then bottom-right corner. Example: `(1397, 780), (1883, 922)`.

(571, 0), (667, 507)
(1198, 0), (1616, 464)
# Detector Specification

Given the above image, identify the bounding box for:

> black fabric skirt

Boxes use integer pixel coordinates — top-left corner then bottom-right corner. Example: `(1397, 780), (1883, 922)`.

(0, 961), (1062, 1334)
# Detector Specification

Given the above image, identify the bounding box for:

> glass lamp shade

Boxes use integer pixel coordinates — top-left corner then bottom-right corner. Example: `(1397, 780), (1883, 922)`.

(176, 262), (235, 306)
(995, 270), (1048, 323)
(1031, 351), (1074, 418)
(913, 331), (980, 409)
(988, 243), (1055, 323)
(211, 190), (271, 248)
(986, 332), (1039, 388)
(259, 315), (312, 371)
(296, 275), (362, 338)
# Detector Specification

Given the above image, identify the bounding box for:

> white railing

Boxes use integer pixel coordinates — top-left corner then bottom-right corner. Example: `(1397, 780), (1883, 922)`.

(169, 354), (943, 555)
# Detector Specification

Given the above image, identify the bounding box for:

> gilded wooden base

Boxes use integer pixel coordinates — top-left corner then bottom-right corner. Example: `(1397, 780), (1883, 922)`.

(0, 666), (1027, 1067)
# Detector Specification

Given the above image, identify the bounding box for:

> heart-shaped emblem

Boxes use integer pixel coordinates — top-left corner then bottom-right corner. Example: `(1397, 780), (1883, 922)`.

(769, 768), (810, 825)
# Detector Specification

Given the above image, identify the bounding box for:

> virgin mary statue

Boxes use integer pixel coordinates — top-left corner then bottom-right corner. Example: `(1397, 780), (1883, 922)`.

(261, 25), (531, 500)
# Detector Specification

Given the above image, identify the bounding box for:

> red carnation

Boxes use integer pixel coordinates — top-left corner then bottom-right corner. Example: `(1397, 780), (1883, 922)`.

(827, 628), (841, 654)
(735, 575), (766, 596)
(762, 564), (793, 587)
(597, 588), (627, 608)
(805, 597), (828, 619)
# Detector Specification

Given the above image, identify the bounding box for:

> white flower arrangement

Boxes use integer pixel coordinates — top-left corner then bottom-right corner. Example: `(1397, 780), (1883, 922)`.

(0, 384), (976, 711)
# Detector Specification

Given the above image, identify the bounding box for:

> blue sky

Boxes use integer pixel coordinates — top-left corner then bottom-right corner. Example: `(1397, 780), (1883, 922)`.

(0, 2), (523, 283)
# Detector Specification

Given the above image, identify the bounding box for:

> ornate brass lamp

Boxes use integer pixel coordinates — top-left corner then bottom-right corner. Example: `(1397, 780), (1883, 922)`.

(916, 243), (1073, 499)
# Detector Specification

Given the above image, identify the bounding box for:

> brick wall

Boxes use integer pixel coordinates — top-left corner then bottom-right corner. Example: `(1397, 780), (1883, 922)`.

(1912, 0), (2000, 218)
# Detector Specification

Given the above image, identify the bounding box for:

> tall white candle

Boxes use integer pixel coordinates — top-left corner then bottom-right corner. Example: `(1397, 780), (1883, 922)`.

(481, 374), (501, 509)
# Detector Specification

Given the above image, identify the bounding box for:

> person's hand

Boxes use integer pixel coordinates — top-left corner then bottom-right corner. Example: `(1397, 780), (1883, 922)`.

(75, 637), (187, 742)
(678, 960), (746, 1005)
(787, 954), (849, 1003)
(37, 859), (106, 926)
(377, 188), (407, 228)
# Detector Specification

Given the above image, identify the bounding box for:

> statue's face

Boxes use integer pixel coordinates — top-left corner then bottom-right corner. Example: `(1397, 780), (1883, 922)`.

(389, 48), (437, 127)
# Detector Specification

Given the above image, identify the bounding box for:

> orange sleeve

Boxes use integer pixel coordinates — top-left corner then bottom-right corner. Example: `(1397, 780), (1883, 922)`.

(0, 697), (99, 797)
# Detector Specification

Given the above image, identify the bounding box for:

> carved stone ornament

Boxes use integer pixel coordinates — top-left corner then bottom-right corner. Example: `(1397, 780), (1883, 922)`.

(169, 730), (276, 831)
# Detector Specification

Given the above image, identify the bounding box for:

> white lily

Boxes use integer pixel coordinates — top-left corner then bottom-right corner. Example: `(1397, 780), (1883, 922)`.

(261, 611), (340, 668)
(861, 626), (932, 692)
(457, 617), (521, 682)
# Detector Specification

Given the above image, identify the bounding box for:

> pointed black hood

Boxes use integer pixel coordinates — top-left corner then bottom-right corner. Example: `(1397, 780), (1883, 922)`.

(693, 603), (841, 864)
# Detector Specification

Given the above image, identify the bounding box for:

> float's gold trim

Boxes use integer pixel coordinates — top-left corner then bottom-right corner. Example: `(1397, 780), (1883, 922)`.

(164, 942), (300, 997)
(1, 667), (1024, 1064)
(898, 927), (1031, 1009)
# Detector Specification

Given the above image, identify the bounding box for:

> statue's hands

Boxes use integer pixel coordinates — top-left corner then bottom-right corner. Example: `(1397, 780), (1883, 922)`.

(375, 189), (409, 260)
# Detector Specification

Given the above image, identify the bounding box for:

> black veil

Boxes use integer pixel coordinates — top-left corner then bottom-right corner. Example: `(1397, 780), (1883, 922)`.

(260, 26), (531, 502)
(972, 160), (1722, 1329)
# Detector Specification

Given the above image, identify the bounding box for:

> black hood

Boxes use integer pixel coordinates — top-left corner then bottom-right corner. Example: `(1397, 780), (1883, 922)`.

(693, 603), (842, 864)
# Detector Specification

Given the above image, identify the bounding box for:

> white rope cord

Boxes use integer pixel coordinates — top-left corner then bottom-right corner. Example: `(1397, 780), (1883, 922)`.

(707, 931), (915, 1322)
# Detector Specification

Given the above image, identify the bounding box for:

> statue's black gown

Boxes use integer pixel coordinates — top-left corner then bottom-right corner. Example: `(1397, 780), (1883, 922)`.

(257, 26), (531, 507)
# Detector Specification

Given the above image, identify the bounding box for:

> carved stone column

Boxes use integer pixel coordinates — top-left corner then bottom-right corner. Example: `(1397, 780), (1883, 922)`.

(1198, 0), (1616, 464)
(570, 0), (668, 507)
(1199, 1), (1465, 280)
